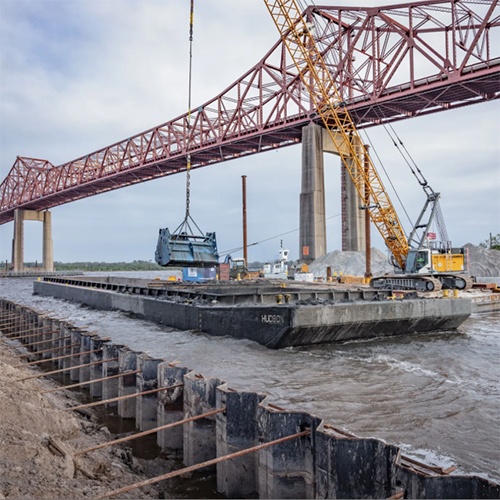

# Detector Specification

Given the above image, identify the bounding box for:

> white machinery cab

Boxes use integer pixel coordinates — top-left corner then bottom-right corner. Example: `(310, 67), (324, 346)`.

(405, 249), (432, 274)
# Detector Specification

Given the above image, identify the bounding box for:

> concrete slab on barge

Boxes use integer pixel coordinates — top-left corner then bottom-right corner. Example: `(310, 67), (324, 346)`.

(33, 277), (472, 348)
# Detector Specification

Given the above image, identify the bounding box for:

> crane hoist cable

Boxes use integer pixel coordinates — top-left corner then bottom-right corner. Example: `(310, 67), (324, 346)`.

(218, 212), (342, 257)
(383, 123), (450, 243)
(172, 0), (204, 238)
(359, 127), (414, 230)
(154, 0), (218, 269)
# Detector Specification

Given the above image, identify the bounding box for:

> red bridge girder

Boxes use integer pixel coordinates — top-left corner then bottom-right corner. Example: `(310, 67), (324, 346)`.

(1, 0), (499, 224)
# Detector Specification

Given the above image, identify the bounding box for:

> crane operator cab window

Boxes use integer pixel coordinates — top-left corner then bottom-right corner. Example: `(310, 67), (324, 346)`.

(415, 250), (429, 271)
(406, 249), (430, 273)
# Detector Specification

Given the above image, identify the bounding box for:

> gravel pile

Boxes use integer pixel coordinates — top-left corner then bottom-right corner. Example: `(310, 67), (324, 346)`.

(309, 244), (500, 278)
(464, 243), (500, 277)
(309, 247), (393, 277)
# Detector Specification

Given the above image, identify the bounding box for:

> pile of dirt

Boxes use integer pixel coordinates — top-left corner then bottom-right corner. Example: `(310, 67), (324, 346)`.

(0, 345), (165, 499)
(464, 243), (500, 278)
(309, 247), (393, 278)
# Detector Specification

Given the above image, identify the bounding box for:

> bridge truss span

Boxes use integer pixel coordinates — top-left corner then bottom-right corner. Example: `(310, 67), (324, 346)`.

(1, 0), (499, 224)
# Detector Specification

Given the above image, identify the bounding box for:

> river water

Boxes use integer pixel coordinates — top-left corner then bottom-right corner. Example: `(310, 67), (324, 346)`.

(1, 274), (499, 483)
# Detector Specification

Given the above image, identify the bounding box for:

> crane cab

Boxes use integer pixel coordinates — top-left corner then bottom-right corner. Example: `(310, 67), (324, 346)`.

(405, 247), (465, 275)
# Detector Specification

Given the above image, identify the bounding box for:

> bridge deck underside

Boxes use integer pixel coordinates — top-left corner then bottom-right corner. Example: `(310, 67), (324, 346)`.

(349, 69), (499, 124)
(0, 68), (499, 226)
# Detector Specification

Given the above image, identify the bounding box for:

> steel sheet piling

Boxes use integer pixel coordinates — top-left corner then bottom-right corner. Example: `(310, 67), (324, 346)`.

(101, 343), (122, 404)
(97, 430), (311, 499)
(117, 347), (140, 418)
(183, 372), (225, 468)
(216, 386), (267, 498)
(79, 332), (96, 383)
(157, 362), (191, 450)
(89, 337), (109, 398)
(136, 354), (163, 431)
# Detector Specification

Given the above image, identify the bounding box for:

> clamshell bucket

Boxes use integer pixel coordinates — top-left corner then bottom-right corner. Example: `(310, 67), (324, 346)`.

(155, 228), (219, 268)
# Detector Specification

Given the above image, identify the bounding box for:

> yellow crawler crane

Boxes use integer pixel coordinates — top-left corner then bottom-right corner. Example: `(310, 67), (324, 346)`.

(262, 0), (471, 292)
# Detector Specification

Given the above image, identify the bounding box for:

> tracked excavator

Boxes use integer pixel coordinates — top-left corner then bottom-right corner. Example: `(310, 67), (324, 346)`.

(262, 0), (471, 292)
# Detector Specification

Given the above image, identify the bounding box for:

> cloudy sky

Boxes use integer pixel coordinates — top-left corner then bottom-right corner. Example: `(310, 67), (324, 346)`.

(0, 0), (499, 265)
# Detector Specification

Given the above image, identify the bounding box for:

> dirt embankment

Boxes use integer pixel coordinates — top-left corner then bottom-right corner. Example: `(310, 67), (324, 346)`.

(0, 344), (164, 499)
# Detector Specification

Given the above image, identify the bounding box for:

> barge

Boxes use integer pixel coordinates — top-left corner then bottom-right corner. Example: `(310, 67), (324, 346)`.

(34, 276), (471, 348)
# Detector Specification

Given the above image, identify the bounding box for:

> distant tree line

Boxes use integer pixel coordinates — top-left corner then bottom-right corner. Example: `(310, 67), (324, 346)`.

(479, 233), (500, 251)
(52, 260), (165, 271)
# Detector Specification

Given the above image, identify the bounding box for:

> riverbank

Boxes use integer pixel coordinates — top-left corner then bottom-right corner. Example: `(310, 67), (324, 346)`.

(0, 344), (167, 499)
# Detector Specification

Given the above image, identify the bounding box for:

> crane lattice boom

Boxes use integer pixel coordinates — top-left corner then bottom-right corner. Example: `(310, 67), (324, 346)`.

(263, 0), (410, 268)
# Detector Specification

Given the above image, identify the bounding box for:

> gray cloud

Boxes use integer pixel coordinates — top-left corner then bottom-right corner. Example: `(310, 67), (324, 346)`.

(1, 1), (499, 264)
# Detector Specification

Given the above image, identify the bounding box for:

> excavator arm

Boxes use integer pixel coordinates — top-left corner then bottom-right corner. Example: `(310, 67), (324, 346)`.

(262, 0), (409, 268)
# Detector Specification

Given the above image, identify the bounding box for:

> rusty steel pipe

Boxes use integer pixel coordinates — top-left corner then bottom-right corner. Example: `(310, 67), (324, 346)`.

(0, 320), (19, 329)
(6, 335), (71, 350)
(19, 357), (118, 382)
(97, 429), (311, 499)
(242, 174), (248, 266)
(42, 369), (142, 394)
(75, 407), (224, 456)
(18, 343), (80, 359)
(4, 330), (60, 341)
(64, 382), (184, 412)
(13, 348), (101, 368)
(5, 327), (52, 337)
(0, 311), (21, 318)
(0, 315), (22, 324)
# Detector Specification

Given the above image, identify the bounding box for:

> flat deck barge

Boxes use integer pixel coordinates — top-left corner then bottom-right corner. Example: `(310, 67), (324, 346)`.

(34, 276), (472, 348)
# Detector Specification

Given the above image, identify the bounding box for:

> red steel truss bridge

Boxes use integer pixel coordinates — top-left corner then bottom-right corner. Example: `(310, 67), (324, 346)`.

(1, 0), (499, 225)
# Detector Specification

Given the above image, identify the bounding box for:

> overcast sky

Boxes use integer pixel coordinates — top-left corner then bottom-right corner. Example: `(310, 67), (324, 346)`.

(1, 0), (499, 265)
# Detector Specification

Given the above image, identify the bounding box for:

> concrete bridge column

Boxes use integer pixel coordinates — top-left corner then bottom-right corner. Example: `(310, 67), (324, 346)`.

(300, 123), (326, 263)
(300, 123), (367, 260)
(12, 210), (24, 272)
(42, 210), (53, 271)
(341, 141), (367, 252)
(12, 208), (54, 272)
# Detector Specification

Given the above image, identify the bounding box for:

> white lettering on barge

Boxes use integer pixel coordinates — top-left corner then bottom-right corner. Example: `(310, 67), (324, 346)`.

(261, 314), (285, 324)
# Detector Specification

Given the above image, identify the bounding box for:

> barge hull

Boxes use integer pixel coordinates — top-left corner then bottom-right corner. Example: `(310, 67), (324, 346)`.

(33, 279), (471, 348)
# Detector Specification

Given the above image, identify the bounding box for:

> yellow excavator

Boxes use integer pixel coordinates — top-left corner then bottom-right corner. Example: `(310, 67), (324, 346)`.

(262, 0), (471, 292)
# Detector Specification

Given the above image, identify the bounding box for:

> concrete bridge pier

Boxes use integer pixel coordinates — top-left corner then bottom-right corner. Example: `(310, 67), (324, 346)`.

(300, 123), (367, 261)
(12, 208), (54, 272)
(300, 123), (327, 263)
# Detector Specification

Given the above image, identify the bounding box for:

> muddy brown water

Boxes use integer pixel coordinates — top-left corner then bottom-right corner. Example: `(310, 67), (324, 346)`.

(1, 275), (499, 484)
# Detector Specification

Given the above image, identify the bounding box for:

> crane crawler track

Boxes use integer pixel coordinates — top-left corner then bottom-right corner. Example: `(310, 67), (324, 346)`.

(371, 275), (442, 292)
(439, 274), (473, 291)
